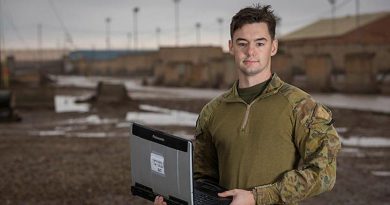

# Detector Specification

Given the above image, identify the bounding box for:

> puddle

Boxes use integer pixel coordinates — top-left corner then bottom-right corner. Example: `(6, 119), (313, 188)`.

(126, 105), (198, 127)
(30, 130), (66, 137)
(313, 93), (390, 113)
(341, 136), (390, 147)
(340, 147), (365, 157)
(55, 95), (90, 113)
(33, 104), (198, 138)
(69, 132), (108, 138)
(55, 125), (88, 132)
(371, 171), (390, 177)
(342, 147), (360, 153)
(30, 130), (128, 138)
(336, 127), (348, 133)
(62, 115), (118, 125)
(51, 75), (97, 88)
(67, 132), (129, 138)
(116, 122), (132, 128)
(140, 104), (171, 113)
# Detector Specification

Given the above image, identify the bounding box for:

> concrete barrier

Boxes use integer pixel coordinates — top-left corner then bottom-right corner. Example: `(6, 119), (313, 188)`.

(95, 82), (130, 103)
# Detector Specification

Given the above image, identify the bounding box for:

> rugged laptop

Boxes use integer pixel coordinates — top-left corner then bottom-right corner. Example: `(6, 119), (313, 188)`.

(130, 123), (232, 205)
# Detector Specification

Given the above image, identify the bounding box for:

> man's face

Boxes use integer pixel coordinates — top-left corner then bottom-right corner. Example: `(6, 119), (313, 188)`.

(229, 22), (278, 77)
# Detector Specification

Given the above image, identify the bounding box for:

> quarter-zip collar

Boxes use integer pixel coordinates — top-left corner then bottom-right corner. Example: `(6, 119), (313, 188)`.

(222, 73), (285, 103)
(220, 73), (285, 131)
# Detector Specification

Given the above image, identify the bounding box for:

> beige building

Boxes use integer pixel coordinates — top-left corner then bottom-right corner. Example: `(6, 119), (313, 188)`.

(1, 49), (69, 62)
(71, 51), (158, 77)
(69, 47), (237, 88)
(154, 46), (236, 88)
(279, 12), (390, 93)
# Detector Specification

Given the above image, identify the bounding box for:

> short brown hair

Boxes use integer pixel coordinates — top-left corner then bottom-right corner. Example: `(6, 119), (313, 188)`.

(230, 4), (279, 40)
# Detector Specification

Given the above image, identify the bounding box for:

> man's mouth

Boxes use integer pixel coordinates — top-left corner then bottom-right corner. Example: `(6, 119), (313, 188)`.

(243, 60), (259, 65)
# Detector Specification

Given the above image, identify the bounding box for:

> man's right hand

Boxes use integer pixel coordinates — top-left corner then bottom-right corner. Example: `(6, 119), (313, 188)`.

(154, 196), (167, 205)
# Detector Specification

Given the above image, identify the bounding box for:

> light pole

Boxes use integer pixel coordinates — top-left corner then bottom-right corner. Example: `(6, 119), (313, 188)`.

(195, 22), (201, 46)
(127, 32), (132, 50)
(328, 0), (336, 35)
(156, 27), (161, 48)
(0, 0), (3, 87)
(0, 0), (3, 64)
(355, 0), (361, 45)
(37, 23), (42, 66)
(105, 17), (111, 50)
(173, 0), (180, 46)
(133, 7), (139, 50)
(217, 18), (224, 47)
(355, 0), (360, 28)
(64, 33), (73, 51)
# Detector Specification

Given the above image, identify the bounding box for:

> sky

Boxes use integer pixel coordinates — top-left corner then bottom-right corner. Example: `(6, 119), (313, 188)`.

(1, 0), (390, 51)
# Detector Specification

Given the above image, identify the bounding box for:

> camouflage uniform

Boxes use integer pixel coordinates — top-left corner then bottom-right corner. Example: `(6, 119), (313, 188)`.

(194, 74), (341, 205)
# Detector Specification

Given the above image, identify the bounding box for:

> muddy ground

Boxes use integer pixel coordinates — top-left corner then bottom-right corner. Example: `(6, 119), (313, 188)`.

(0, 86), (389, 205)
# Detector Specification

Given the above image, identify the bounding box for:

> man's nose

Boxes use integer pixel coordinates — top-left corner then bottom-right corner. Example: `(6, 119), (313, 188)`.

(246, 43), (256, 56)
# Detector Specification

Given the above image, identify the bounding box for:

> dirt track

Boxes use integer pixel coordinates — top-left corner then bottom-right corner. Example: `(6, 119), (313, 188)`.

(0, 86), (389, 205)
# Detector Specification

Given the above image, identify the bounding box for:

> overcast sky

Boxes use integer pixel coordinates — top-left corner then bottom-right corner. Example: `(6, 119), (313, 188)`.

(1, 0), (390, 51)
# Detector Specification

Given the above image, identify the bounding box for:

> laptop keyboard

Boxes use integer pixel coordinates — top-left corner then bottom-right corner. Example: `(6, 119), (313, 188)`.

(194, 189), (230, 205)
(194, 189), (217, 204)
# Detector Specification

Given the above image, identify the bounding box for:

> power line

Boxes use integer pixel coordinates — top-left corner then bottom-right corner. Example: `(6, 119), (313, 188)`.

(5, 13), (32, 49)
(173, 0), (180, 46)
(47, 0), (76, 49)
(0, 0), (5, 54)
(0, 0), (31, 49)
(282, 0), (353, 26)
(195, 22), (201, 45)
(105, 17), (111, 50)
(133, 7), (139, 50)
(335, 0), (354, 12)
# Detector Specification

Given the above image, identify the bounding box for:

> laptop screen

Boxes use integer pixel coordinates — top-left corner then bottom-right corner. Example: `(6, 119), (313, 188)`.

(130, 123), (194, 204)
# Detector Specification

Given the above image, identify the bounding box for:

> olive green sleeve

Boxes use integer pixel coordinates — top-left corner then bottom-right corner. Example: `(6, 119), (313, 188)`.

(252, 99), (341, 204)
(193, 105), (219, 181)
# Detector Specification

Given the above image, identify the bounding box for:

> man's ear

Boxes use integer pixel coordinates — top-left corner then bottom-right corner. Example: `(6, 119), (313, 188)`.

(228, 40), (234, 55)
(271, 39), (278, 56)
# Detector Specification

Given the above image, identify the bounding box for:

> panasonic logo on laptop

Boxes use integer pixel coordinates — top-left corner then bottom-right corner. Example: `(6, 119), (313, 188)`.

(152, 135), (165, 142)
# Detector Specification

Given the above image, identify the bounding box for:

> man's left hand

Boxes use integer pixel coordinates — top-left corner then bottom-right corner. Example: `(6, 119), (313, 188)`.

(218, 189), (255, 205)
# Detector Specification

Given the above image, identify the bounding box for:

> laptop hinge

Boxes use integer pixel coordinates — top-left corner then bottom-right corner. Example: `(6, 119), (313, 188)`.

(131, 183), (188, 205)
(166, 195), (188, 205)
(131, 183), (156, 201)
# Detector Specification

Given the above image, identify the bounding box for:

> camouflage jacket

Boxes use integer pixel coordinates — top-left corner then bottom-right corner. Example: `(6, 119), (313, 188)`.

(194, 74), (341, 205)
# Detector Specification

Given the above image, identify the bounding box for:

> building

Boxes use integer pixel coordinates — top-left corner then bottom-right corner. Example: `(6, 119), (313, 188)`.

(2, 49), (69, 75)
(154, 46), (236, 88)
(279, 12), (390, 93)
(69, 50), (158, 76)
(68, 47), (237, 88)
(1, 49), (68, 62)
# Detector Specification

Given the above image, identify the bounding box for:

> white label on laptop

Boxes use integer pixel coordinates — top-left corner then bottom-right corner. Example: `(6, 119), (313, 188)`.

(151, 152), (165, 176)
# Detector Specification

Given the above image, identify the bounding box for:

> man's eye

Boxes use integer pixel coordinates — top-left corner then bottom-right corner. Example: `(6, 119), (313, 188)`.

(257, 43), (264, 46)
(238, 43), (247, 47)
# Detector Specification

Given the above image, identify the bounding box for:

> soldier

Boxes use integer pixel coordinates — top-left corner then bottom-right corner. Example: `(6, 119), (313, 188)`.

(155, 4), (341, 205)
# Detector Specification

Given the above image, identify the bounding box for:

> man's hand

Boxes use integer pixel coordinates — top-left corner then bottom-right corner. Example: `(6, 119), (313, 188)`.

(218, 189), (255, 205)
(154, 196), (167, 205)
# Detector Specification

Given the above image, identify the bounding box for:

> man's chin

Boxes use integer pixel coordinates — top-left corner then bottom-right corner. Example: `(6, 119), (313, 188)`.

(239, 68), (262, 76)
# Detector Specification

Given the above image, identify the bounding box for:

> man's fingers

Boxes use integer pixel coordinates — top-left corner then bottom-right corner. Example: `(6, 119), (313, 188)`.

(154, 196), (166, 205)
(153, 196), (159, 205)
(218, 189), (236, 197)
